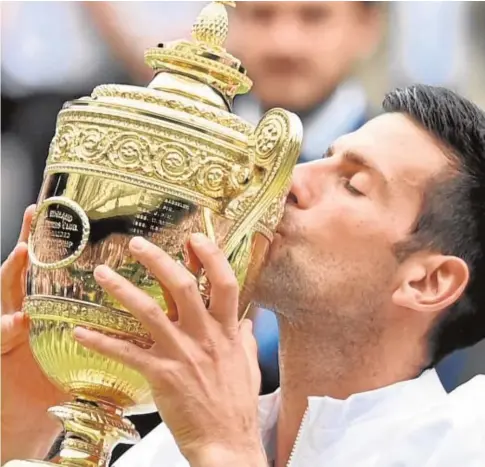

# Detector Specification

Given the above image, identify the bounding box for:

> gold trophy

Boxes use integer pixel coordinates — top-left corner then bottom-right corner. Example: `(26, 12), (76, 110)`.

(6, 2), (302, 466)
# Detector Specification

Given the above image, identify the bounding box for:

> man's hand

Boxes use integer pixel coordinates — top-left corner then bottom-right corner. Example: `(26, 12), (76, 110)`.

(1, 205), (69, 463)
(74, 234), (267, 466)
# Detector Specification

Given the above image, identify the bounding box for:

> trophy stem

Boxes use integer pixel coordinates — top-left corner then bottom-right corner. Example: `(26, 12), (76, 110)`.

(48, 398), (140, 467)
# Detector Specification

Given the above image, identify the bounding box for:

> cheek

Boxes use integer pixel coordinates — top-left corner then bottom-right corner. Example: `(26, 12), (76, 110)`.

(301, 202), (392, 258)
(313, 28), (351, 57)
(235, 44), (266, 70)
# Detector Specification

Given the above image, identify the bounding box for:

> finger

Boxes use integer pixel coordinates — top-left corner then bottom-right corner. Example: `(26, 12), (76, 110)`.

(240, 319), (258, 357)
(129, 237), (208, 336)
(184, 241), (212, 308)
(239, 319), (261, 392)
(73, 327), (154, 375)
(161, 284), (178, 322)
(1, 205), (35, 314)
(93, 265), (177, 345)
(240, 318), (253, 334)
(190, 233), (239, 330)
(1, 312), (29, 354)
(1, 312), (28, 337)
(18, 204), (36, 244)
(185, 240), (202, 276)
(1, 243), (29, 313)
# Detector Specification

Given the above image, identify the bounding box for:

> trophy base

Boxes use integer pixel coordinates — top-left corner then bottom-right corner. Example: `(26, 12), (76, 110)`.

(4, 399), (140, 467)
(53, 399), (140, 467)
(3, 462), (56, 467)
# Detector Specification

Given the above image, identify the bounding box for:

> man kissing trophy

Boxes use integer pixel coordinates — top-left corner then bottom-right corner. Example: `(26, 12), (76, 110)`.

(5, 2), (302, 466)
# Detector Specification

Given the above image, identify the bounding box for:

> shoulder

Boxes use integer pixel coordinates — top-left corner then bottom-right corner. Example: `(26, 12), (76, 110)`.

(445, 375), (485, 426)
(404, 375), (485, 440)
(381, 376), (485, 466)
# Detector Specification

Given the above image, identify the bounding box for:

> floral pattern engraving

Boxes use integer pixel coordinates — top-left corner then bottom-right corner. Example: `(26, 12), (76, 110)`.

(47, 113), (252, 201)
(92, 85), (253, 135)
(25, 297), (151, 342)
(254, 119), (283, 164)
(259, 192), (288, 232)
(223, 108), (301, 251)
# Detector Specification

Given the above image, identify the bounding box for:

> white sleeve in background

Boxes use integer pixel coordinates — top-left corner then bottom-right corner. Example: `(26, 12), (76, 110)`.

(113, 422), (188, 467)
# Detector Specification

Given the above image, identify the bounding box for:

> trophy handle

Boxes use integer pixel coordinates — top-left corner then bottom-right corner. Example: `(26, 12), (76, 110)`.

(223, 108), (303, 257)
(177, 109), (301, 318)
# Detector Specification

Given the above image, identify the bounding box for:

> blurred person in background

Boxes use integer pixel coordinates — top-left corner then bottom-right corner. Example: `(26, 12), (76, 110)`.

(227, 1), (384, 394)
(229, 1), (382, 162)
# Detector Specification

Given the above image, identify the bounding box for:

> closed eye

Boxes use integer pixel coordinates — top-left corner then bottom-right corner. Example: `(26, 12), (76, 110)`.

(343, 178), (365, 196)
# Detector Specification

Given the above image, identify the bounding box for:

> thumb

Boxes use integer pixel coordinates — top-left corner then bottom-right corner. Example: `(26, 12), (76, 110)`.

(1, 242), (29, 313)
(1, 312), (29, 354)
(18, 204), (36, 244)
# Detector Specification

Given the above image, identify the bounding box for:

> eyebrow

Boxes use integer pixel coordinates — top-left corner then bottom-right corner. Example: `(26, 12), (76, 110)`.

(325, 145), (388, 186)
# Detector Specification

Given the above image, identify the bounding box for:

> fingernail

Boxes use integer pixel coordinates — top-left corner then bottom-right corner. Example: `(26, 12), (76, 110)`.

(94, 265), (112, 280)
(73, 327), (89, 340)
(15, 242), (28, 253)
(13, 311), (24, 322)
(17, 312), (29, 324)
(191, 233), (208, 245)
(9, 244), (22, 259)
(130, 236), (147, 252)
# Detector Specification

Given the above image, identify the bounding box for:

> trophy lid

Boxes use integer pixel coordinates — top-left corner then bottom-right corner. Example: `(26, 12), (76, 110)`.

(48, 0), (301, 235)
(144, 1), (252, 110)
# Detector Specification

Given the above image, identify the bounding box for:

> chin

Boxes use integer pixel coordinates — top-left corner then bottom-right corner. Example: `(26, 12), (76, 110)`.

(258, 84), (303, 111)
(256, 242), (295, 299)
(272, 230), (283, 243)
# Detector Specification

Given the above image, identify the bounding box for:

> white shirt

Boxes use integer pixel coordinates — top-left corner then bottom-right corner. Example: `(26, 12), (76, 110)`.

(113, 370), (485, 466)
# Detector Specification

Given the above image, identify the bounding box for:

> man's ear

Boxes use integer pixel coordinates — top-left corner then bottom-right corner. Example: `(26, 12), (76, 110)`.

(392, 254), (470, 313)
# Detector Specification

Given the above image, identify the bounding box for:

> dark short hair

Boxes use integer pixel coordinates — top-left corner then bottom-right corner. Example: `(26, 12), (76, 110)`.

(383, 84), (485, 366)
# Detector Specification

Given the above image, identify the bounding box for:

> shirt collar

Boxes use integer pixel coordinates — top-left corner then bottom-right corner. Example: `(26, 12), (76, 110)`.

(258, 369), (446, 461)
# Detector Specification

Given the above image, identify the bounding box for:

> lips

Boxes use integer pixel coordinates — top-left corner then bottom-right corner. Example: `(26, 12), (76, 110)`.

(275, 203), (294, 236)
(275, 213), (291, 236)
(275, 221), (286, 236)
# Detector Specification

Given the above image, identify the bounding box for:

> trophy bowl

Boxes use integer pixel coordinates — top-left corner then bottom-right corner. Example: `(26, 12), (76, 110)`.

(6, 2), (302, 466)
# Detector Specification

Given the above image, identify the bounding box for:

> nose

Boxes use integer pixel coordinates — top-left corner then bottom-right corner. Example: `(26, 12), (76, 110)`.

(267, 19), (305, 56)
(288, 160), (329, 209)
(287, 163), (312, 209)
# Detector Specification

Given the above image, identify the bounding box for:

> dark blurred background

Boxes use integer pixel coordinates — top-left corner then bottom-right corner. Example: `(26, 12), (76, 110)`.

(2, 1), (484, 461)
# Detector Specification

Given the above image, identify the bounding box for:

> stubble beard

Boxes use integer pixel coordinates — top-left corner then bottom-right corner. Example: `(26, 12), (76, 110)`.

(251, 240), (393, 348)
(252, 244), (315, 321)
